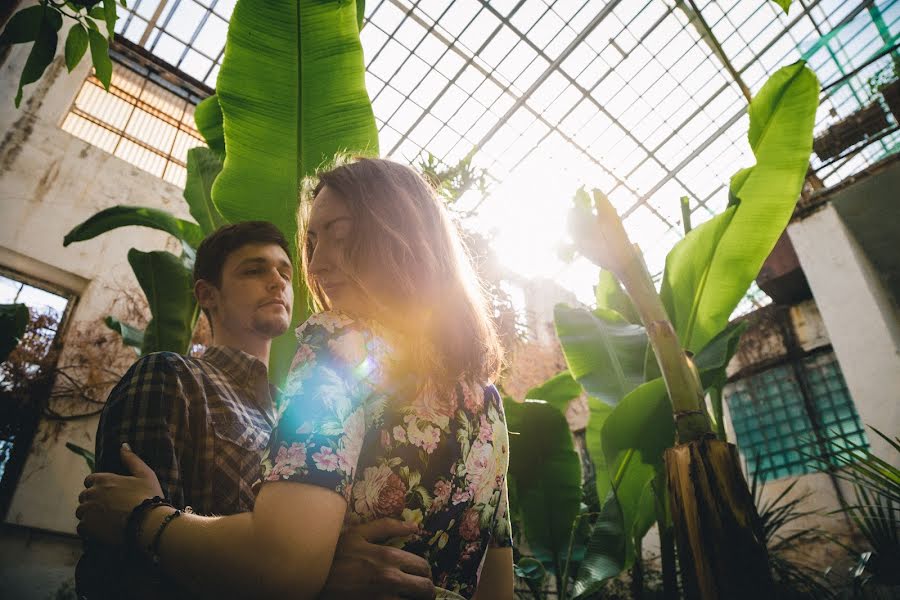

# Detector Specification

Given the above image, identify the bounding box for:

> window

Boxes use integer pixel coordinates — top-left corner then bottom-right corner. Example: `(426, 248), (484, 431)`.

(726, 351), (868, 480)
(61, 44), (208, 188)
(0, 271), (73, 518)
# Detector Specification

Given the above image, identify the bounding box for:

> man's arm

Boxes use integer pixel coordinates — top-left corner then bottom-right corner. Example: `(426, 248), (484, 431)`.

(77, 353), (192, 600)
(95, 353), (191, 506)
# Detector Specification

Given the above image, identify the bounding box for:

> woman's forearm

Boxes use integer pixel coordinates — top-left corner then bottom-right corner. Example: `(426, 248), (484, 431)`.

(139, 483), (345, 599)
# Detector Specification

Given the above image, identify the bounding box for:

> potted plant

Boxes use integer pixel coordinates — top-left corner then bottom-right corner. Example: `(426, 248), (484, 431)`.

(813, 102), (890, 160)
(880, 77), (900, 122)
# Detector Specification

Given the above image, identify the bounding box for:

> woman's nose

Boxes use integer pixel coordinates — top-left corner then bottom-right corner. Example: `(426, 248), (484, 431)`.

(308, 245), (328, 277)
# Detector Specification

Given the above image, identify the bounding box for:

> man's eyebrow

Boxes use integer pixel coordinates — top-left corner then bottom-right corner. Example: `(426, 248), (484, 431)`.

(236, 257), (268, 267)
(235, 256), (292, 269)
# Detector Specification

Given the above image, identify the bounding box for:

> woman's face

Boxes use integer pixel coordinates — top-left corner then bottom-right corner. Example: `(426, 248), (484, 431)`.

(306, 186), (370, 317)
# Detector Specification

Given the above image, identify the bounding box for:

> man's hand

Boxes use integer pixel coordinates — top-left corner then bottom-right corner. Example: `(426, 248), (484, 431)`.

(320, 518), (436, 600)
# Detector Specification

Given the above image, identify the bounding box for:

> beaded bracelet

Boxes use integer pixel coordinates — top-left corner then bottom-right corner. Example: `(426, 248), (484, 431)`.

(124, 496), (173, 557)
(148, 508), (182, 566)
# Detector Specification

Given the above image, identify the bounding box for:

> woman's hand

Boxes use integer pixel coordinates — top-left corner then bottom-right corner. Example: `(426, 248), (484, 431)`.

(75, 443), (164, 546)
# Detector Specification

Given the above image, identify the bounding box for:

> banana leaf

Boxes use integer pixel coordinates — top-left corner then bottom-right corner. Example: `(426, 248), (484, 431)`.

(571, 490), (626, 599)
(505, 398), (583, 578)
(127, 249), (197, 355)
(64, 205), (204, 250)
(660, 61), (819, 353)
(183, 147), (226, 235)
(554, 304), (648, 406)
(524, 370), (583, 415)
(211, 0), (379, 383)
(104, 316), (144, 354)
(194, 95), (225, 158)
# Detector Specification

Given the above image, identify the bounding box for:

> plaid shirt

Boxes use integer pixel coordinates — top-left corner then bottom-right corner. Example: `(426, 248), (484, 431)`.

(76, 346), (278, 599)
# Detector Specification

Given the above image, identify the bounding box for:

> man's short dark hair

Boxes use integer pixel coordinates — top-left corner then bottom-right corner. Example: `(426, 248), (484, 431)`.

(193, 221), (292, 287)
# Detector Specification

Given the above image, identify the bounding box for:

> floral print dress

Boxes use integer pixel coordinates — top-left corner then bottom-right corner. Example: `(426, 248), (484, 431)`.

(259, 311), (512, 598)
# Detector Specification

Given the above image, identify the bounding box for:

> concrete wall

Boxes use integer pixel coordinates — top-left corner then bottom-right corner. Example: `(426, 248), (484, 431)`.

(1, 6), (191, 595)
(789, 203), (900, 466)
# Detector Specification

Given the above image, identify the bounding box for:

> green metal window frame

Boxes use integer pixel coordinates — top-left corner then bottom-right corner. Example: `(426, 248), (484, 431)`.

(726, 350), (868, 480)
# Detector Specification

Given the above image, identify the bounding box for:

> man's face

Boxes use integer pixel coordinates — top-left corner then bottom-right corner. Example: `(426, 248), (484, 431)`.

(200, 243), (294, 341)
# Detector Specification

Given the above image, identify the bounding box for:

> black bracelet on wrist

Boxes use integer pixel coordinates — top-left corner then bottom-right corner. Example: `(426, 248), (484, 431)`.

(124, 496), (173, 557)
(148, 508), (182, 566)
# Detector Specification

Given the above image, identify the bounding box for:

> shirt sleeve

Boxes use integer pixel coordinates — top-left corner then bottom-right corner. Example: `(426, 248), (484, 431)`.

(94, 352), (192, 508)
(78, 353), (192, 600)
(261, 313), (379, 501)
(489, 477), (513, 548)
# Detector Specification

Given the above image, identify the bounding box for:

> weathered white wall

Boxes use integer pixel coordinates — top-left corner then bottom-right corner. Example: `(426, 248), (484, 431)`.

(1, 6), (192, 595)
(789, 204), (900, 467)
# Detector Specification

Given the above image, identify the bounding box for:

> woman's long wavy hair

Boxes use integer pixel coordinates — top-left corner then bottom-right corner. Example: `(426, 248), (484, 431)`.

(300, 157), (503, 390)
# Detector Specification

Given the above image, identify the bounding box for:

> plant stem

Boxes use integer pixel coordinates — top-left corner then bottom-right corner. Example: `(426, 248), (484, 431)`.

(710, 386), (727, 442)
(589, 190), (712, 442)
(631, 537), (644, 600)
(680, 196), (692, 235)
(655, 474), (679, 600)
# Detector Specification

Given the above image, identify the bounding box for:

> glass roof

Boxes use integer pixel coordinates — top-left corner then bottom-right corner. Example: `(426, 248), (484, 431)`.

(113, 0), (900, 306)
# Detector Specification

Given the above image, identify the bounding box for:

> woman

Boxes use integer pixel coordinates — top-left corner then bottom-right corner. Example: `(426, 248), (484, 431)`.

(76, 158), (514, 599)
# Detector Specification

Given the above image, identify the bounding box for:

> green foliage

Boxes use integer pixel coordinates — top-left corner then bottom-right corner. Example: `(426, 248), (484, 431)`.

(821, 428), (900, 587)
(571, 491), (626, 598)
(63, 205), (204, 250)
(64, 24), (88, 72)
(505, 398), (582, 588)
(182, 147), (226, 235)
(127, 249), (196, 355)
(211, 0), (378, 384)
(15, 5), (61, 107)
(103, 316), (143, 354)
(772, 0), (792, 14)
(524, 370), (582, 414)
(660, 61), (819, 354)
(595, 271), (639, 325)
(418, 151), (488, 206)
(554, 304), (648, 406)
(0, 303), (29, 363)
(87, 23), (111, 90)
(194, 96), (225, 158)
(0, 0), (123, 106)
(750, 472), (836, 598)
(61, 0), (378, 375)
(64, 442), (96, 472)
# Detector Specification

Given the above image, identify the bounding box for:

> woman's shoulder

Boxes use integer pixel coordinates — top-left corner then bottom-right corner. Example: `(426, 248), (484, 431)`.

(295, 310), (362, 339)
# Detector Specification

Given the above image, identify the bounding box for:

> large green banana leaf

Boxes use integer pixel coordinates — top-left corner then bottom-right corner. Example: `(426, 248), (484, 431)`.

(211, 0), (379, 383)
(571, 490), (626, 599)
(505, 398), (582, 577)
(194, 96), (225, 159)
(524, 370), (582, 414)
(104, 316), (144, 354)
(63, 205), (204, 249)
(554, 304), (648, 406)
(660, 61), (819, 353)
(127, 249), (197, 355)
(183, 147), (226, 235)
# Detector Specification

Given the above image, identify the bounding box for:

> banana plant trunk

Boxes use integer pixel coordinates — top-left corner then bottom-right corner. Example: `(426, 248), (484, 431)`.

(665, 439), (774, 599)
(574, 189), (776, 599)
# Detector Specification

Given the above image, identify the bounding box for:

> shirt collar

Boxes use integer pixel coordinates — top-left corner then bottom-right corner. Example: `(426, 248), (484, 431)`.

(202, 345), (269, 389)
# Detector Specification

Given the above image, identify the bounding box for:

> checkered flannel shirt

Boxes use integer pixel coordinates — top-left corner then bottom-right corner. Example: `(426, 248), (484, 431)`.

(76, 346), (279, 599)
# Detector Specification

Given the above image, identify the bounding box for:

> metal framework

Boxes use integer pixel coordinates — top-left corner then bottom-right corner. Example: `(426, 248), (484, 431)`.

(105, 0), (898, 308)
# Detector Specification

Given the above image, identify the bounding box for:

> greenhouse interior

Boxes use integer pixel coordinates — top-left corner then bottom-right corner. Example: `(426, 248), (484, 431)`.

(0, 0), (898, 598)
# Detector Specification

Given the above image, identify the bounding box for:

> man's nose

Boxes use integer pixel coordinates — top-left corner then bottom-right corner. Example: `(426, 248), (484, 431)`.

(267, 269), (287, 290)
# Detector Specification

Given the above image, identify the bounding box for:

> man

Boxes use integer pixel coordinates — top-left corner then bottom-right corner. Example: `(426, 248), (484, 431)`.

(76, 221), (434, 599)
